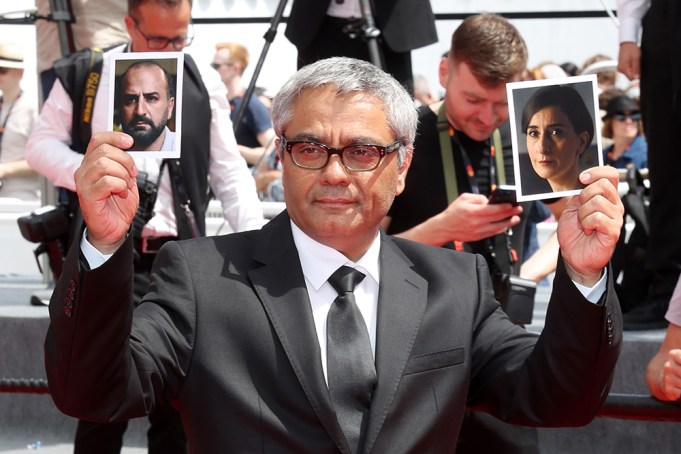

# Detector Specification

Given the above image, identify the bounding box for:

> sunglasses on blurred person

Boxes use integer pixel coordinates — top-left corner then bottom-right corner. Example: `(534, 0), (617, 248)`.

(614, 112), (641, 122)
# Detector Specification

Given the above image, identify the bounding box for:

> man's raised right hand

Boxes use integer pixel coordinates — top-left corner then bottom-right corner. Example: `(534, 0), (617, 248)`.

(74, 131), (138, 254)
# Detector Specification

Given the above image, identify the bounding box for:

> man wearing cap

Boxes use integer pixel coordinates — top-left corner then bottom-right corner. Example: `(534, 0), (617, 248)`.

(0, 42), (40, 201)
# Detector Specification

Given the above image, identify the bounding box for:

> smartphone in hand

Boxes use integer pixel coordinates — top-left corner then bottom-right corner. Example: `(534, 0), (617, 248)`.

(488, 185), (518, 206)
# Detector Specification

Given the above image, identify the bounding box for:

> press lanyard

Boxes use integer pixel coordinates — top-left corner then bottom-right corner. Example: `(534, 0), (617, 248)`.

(0, 91), (22, 143)
(437, 103), (505, 201)
(436, 103), (517, 265)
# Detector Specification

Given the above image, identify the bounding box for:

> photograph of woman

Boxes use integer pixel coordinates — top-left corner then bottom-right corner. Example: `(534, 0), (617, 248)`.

(508, 76), (602, 201)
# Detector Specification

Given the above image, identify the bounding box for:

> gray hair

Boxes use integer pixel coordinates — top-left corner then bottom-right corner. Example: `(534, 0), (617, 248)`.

(271, 57), (417, 165)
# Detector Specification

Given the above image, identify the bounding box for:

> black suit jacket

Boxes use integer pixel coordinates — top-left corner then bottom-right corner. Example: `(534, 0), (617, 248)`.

(285, 0), (438, 53)
(45, 212), (621, 453)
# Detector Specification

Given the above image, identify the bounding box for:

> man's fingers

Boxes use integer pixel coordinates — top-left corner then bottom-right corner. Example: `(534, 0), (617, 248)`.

(579, 166), (620, 193)
(86, 131), (134, 154)
(617, 42), (641, 80)
(76, 152), (138, 196)
(573, 168), (625, 241)
(661, 360), (681, 400)
(78, 133), (138, 189)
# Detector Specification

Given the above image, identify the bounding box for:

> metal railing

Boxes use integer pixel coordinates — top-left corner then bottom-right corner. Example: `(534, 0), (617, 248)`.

(2, 377), (680, 422)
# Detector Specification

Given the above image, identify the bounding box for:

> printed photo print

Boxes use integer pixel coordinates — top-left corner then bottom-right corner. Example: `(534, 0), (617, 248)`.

(108, 52), (184, 158)
(507, 74), (603, 202)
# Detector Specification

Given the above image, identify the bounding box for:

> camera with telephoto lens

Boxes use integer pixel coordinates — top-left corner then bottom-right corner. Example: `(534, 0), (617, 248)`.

(17, 204), (70, 244)
(17, 204), (72, 278)
(494, 273), (537, 325)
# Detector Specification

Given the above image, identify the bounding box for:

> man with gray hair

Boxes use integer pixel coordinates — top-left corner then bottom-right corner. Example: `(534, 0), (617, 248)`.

(45, 57), (624, 453)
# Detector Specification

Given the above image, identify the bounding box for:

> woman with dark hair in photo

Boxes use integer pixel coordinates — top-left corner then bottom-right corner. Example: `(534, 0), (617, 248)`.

(522, 84), (595, 192)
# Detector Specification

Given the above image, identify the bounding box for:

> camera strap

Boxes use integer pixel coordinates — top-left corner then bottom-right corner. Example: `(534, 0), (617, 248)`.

(79, 48), (104, 149)
(436, 103), (517, 269)
(0, 90), (22, 145)
(437, 102), (505, 202)
(164, 159), (200, 239)
(131, 168), (164, 242)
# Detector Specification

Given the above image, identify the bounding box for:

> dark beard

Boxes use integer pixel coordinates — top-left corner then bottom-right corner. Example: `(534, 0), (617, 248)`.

(122, 116), (166, 150)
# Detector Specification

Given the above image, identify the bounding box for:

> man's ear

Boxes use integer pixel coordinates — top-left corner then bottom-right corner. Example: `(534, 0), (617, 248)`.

(274, 137), (282, 160)
(167, 97), (175, 120)
(395, 147), (413, 196)
(438, 57), (450, 89)
(124, 16), (136, 38)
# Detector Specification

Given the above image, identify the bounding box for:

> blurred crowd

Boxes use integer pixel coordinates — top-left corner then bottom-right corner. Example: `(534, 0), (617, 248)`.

(2, 1), (681, 453)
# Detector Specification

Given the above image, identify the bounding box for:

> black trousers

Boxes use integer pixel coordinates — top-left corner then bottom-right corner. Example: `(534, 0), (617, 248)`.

(74, 253), (187, 454)
(457, 411), (539, 454)
(296, 15), (414, 95)
(640, 0), (681, 297)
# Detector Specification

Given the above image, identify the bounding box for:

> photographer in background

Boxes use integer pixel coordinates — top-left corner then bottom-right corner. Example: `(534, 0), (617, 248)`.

(0, 42), (40, 202)
(381, 14), (539, 453)
(25, 0), (264, 452)
(284, 0), (437, 94)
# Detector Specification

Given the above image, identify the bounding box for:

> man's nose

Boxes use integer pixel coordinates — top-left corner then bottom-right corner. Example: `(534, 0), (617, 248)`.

(320, 154), (351, 185)
(478, 104), (496, 128)
(135, 98), (148, 115)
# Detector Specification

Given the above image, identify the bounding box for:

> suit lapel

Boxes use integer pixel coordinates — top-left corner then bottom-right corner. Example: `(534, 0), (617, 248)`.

(248, 213), (350, 453)
(364, 234), (428, 452)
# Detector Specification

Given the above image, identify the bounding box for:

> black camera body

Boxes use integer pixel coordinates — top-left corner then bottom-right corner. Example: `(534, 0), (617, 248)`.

(17, 205), (71, 243)
(131, 171), (158, 240)
(495, 274), (537, 325)
(17, 205), (72, 278)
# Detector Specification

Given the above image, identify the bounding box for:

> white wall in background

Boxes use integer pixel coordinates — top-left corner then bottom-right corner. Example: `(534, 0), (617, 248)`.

(2, 1), (624, 100)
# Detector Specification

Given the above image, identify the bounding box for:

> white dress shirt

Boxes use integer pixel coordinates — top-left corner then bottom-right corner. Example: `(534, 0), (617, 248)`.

(617, 0), (650, 43)
(291, 221), (380, 384)
(665, 277), (681, 325)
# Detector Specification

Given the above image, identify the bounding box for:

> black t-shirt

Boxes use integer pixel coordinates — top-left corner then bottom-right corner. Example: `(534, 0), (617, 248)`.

(388, 105), (528, 275)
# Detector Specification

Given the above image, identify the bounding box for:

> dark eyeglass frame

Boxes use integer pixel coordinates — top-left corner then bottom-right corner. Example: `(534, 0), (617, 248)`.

(132, 17), (194, 50)
(280, 135), (401, 172)
(613, 112), (641, 122)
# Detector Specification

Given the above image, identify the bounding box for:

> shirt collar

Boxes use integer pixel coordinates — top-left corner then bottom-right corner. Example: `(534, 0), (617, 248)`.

(160, 126), (174, 151)
(290, 220), (381, 291)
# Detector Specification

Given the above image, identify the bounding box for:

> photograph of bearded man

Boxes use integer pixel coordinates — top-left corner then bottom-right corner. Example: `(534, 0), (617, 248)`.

(114, 58), (178, 153)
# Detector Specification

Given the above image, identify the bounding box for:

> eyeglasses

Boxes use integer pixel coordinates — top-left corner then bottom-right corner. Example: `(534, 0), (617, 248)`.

(132, 18), (194, 50)
(613, 112), (641, 122)
(280, 135), (401, 172)
(210, 62), (234, 70)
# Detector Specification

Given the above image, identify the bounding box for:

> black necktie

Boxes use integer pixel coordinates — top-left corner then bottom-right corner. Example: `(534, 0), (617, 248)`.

(326, 266), (376, 453)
